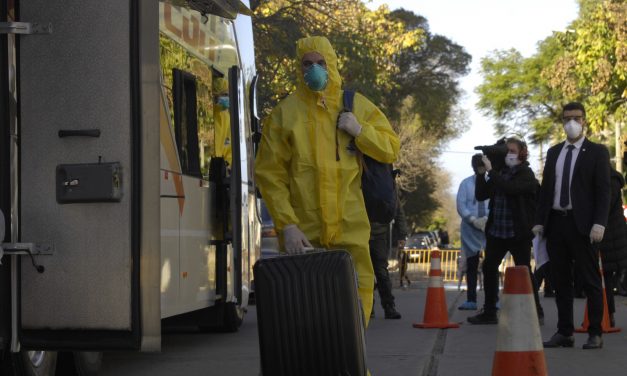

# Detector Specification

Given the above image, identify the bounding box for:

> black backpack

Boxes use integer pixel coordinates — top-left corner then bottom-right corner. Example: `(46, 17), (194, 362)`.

(341, 90), (397, 224)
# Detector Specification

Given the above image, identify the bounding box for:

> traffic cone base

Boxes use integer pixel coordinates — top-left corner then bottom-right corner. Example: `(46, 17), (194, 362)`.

(575, 254), (621, 333)
(492, 351), (547, 376)
(574, 290), (621, 333)
(492, 266), (547, 376)
(413, 250), (459, 329)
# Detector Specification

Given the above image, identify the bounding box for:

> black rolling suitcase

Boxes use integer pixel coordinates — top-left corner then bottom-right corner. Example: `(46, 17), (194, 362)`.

(253, 250), (367, 376)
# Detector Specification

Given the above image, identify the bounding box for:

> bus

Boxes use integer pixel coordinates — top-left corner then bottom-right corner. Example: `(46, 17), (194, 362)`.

(0, 0), (261, 374)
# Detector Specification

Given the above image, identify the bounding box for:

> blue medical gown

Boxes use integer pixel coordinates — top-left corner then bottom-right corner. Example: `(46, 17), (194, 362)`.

(456, 175), (488, 257)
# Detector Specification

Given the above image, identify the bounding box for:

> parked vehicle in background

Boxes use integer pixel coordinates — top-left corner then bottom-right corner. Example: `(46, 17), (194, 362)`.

(260, 200), (280, 258)
(404, 232), (438, 262)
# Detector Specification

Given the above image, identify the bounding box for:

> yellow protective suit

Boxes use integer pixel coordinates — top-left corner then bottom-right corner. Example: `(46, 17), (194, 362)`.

(213, 77), (232, 165)
(254, 36), (400, 328)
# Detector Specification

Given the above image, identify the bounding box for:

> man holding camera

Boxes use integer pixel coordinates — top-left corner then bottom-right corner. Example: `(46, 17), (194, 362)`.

(536, 102), (610, 350)
(467, 137), (544, 325)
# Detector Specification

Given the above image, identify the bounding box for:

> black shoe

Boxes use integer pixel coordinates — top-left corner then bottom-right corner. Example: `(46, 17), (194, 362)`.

(574, 290), (586, 299)
(467, 309), (498, 325)
(543, 332), (574, 348)
(384, 305), (401, 319)
(582, 335), (603, 349)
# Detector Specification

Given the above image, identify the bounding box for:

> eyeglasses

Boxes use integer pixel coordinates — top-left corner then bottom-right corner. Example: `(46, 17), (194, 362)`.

(562, 116), (584, 123)
(302, 59), (326, 69)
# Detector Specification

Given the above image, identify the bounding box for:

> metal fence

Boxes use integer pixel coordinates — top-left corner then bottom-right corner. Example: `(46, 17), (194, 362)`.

(388, 248), (528, 287)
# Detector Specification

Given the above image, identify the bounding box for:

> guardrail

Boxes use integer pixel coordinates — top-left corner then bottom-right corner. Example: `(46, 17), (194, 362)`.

(390, 248), (531, 286)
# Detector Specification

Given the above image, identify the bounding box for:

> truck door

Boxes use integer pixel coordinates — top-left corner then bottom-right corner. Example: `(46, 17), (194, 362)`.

(14, 0), (160, 351)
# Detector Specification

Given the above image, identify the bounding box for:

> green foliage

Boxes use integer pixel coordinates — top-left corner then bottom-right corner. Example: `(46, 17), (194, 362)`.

(252, 0), (471, 226)
(252, 0), (424, 115)
(385, 9), (472, 141)
(476, 0), (626, 146)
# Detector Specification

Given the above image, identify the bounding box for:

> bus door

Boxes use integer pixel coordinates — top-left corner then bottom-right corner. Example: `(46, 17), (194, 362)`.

(10, 0), (160, 351)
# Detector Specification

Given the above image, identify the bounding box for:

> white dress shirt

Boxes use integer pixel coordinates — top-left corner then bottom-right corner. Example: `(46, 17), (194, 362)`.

(552, 137), (585, 210)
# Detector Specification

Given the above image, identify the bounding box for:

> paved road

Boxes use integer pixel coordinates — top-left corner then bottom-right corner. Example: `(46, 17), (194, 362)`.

(100, 283), (627, 375)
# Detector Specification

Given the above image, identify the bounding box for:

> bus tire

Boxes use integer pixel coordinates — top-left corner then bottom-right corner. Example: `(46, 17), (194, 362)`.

(19, 350), (57, 376)
(222, 302), (244, 332)
(73, 352), (102, 376)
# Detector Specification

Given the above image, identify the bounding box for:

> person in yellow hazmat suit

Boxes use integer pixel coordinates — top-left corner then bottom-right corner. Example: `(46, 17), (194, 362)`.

(254, 36), (400, 328)
(213, 77), (232, 166)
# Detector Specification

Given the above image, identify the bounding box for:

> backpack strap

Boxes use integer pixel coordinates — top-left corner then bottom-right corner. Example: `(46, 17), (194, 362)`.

(343, 90), (355, 112)
(336, 90), (357, 161)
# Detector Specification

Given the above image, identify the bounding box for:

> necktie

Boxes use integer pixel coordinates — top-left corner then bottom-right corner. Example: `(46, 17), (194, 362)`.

(560, 145), (575, 208)
(478, 200), (485, 217)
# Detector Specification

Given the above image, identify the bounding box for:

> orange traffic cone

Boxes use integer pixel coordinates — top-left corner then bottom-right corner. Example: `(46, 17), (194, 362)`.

(492, 266), (547, 376)
(575, 253), (621, 333)
(413, 250), (459, 329)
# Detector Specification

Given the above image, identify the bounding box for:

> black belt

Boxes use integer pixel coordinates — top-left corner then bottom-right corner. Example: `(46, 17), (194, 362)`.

(551, 209), (573, 217)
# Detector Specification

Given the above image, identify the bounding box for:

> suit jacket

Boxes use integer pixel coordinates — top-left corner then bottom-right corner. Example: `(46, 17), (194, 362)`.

(536, 138), (611, 236)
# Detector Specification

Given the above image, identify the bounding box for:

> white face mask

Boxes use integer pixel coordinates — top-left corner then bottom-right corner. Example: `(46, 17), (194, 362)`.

(505, 153), (520, 167)
(564, 120), (583, 139)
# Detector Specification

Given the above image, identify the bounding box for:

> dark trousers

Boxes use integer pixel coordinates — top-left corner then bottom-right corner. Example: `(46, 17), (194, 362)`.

(466, 254), (480, 302)
(482, 235), (542, 316)
(547, 211), (603, 336)
(370, 232), (395, 308)
(603, 269), (616, 314)
(534, 262), (554, 295)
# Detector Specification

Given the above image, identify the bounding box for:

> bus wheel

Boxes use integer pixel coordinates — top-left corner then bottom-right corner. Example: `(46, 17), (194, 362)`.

(19, 350), (57, 376)
(222, 302), (244, 332)
(73, 352), (102, 376)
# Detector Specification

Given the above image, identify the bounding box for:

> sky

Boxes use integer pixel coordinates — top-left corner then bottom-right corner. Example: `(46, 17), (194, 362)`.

(367, 0), (580, 194)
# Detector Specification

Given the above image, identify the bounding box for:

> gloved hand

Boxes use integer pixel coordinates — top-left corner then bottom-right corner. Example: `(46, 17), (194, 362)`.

(338, 112), (362, 137)
(283, 224), (313, 254)
(472, 216), (488, 232)
(532, 225), (544, 237)
(590, 224), (605, 243)
(481, 155), (492, 172)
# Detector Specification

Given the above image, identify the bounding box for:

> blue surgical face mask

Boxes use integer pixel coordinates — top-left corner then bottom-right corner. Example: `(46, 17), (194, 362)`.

(216, 96), (229, 110)
(505, 153), (520, 167)
(303, 64), (328, 91)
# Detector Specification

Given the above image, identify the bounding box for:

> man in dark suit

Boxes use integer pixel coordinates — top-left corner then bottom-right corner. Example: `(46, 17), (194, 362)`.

(535, 102), (610, 350)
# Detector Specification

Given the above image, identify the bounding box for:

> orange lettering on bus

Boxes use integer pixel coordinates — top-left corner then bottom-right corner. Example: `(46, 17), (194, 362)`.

(164, 3), (182, 38)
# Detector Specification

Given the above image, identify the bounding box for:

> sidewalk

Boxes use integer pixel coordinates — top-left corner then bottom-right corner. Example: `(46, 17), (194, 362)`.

(367, 281), (627, 376)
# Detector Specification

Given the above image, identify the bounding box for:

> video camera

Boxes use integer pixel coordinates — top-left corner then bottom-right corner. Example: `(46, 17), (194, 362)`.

(474, 137), (508, 172)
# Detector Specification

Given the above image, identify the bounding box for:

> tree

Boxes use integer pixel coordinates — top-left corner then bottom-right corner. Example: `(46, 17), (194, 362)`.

(476, 36), (566, 145)
(476, 0), (626, 159)
(251, 1), (423, 115)
(546, 0), (626, 134)
(251, 1), (471, 229)
(385, 9), (472, 142)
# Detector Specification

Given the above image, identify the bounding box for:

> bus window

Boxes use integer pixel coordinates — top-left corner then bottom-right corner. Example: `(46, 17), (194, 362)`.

(212, 72), (232, 167)
(173, 69), (202, 178)
(159, 2), (240, 177)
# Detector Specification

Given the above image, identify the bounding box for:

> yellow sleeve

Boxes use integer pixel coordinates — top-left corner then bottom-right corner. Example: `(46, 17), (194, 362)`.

(353, 93), (399, 163)
(254, 107), (298, 230)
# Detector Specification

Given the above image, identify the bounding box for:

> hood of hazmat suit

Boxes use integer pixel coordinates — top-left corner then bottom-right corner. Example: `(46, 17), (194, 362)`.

(254, 36), (400, 326)
(212, 77), (232, 165)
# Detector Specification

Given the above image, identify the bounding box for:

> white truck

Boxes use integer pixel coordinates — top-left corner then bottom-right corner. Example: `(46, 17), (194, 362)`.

(0, 0), (261, 374)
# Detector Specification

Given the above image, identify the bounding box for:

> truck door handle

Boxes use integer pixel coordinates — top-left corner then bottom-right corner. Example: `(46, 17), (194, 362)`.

(58, 129), (101, 138)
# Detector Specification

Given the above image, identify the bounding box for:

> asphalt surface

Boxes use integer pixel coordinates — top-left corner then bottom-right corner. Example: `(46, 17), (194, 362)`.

(100, 281), (627, 375)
